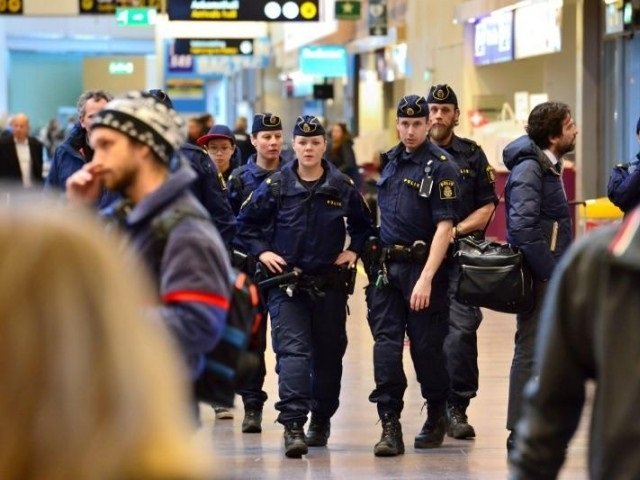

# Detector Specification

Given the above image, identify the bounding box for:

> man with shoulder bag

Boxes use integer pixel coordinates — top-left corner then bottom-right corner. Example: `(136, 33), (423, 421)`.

(503, 101), (577, 451)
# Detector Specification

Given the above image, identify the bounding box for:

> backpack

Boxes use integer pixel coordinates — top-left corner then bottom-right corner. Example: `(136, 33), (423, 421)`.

(151, 207), (264, 408)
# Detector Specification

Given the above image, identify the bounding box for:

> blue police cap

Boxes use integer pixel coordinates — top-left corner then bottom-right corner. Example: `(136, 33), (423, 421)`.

(293, 115), (325, 137)
(396, 95), (428, 118)
(252, 113), (282, 134)
(427, 84), (458, 109)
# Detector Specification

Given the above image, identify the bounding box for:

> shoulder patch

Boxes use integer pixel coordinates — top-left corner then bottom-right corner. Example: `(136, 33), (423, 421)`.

(438, 180), (457, 200)
(486, 165), (496, 183)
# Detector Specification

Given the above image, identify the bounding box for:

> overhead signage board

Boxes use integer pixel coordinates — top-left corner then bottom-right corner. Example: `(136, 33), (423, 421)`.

(0, 0), (23, 15)
(335, 0), (361, 20)
(80, 0), (160, 15)
(115, 7), (156, 26)
(474, 12), (514, 66)
(368, 0), (387, 36)
(514, 0), (562, 59)
(174, 38), (255, 56)
(299, 45), (347, 77)
(167, 0), (319, 21)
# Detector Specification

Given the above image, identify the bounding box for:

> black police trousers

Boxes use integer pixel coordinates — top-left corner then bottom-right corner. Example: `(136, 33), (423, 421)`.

(268, 287), (348, 425)
(366, 261), (449, 417)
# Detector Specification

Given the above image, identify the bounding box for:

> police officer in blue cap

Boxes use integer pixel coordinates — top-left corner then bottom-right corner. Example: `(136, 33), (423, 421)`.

(427, 84), (498, 440)
(367, 94), (459, 457)
(236, 115), (375, 458)
(227, 112), (286, 434)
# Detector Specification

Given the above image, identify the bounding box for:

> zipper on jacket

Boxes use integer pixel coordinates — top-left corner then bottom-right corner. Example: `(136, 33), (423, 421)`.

(550, 221), (558, 252)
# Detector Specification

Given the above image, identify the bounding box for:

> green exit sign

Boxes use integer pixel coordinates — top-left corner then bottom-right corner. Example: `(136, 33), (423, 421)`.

(115, 7), (156, 26)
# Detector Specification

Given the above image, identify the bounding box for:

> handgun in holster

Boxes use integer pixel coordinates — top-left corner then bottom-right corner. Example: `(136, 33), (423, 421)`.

(361, 236), (381, 283)
(257, 267), (302, 297)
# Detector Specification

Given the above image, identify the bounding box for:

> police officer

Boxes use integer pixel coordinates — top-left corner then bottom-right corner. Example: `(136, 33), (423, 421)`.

(227, 112), (285, 433)
(366, 94), (459, 457)
(427, 84), (498, 440)
(235, 115), (375, 458)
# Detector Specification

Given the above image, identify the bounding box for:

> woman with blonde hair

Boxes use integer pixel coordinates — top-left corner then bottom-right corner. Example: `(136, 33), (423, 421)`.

(0, 202), (216, 480)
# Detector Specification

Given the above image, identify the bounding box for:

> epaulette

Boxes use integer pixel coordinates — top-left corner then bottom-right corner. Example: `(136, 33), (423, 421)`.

(458, 136), (480, 152)
(341, 173), (355, 187)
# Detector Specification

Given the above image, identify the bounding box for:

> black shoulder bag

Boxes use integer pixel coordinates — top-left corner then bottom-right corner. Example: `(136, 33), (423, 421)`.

(453, 187), (534, 314)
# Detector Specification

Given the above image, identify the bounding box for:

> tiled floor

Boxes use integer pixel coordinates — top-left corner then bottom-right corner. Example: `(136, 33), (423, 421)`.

(199, 276), (589, 479)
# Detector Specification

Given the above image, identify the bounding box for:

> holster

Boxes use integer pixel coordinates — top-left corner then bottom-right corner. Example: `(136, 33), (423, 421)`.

(231, 249), (257, 276)
(299, 266), (357, 295)
(361, 236), (381, 283)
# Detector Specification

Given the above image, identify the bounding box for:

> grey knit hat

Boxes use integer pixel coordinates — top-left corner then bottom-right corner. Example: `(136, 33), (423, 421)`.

(91, 91), (185, 164)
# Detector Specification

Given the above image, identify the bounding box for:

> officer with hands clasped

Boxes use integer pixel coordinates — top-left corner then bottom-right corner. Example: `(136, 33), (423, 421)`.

(235, 115), (375, 458)
(427, 84), (498, 440)
(364, 94), (459, 457)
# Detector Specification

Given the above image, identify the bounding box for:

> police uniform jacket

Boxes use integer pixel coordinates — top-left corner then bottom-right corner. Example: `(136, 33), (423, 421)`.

(503, 135), (572, 281)
(378, 140), (459, 247)
(226, 153), (284, 216)
(607, 152), (640, 214)
(444, 135), (497, 221)
(102, 164), (232, 379)
(236, 158), (375, 274)
(509, 213), (640, 480)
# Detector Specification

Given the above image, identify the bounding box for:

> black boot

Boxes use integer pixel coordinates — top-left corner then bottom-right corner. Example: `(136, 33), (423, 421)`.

(305, 415), (330, 447)
(414, 403), (446, 448)
(242, 408), (263, 433)
(447, 404), (476, 439)
(283, 421), (308, 458)
(374, 412), (405, 457)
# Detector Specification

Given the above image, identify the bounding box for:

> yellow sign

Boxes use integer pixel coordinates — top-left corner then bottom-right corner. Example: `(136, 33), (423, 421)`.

(300, 1), (317, 19)
(0, 0), (23, 14)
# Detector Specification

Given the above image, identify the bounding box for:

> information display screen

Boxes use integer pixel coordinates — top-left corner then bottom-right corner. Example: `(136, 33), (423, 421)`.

(514, 1), (562, 59)
(167, 0), (319, 22)
(473, 12), (514, 66)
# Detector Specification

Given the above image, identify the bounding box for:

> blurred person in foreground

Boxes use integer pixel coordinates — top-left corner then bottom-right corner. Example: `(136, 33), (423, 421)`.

(503, 101), (577, 450)
(509, 207), (640, 480)
(0, 202), (215, 480)
(66, 91), (232, 386)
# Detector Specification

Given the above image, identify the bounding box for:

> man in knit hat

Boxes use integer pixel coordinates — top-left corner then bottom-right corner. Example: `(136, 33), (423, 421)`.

(66, 91), (232, 385)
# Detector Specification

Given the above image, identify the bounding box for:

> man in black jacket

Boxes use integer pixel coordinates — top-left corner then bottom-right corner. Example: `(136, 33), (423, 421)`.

(0, 113), (44, 187)
(509, 207), (640, 480)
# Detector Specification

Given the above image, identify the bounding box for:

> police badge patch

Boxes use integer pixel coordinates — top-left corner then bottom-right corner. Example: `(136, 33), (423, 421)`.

(439, 180), (457, 199)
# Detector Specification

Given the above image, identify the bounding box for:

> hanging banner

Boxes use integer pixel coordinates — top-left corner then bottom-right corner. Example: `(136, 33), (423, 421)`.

(79, 0), (160, 15)
(167, 0), (319, 21)
(368, 0), (387, 36)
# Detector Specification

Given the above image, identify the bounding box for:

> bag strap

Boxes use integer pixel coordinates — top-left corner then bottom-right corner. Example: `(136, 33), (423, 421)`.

(480, 178), (508, 237)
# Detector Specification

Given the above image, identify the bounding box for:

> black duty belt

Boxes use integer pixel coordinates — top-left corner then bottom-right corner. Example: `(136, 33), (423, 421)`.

(382, 242), (428, 264)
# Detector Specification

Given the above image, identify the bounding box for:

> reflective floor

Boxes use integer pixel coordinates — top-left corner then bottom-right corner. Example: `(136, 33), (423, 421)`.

(198, 276), (589, 479)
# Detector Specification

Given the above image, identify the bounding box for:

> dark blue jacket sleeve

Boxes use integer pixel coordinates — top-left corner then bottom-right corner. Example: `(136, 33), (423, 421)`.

(345, 186), (376, 254)
(507, 160), (556, 280)
(235, 181), (277, 257)
(607, 165), (640, 213)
